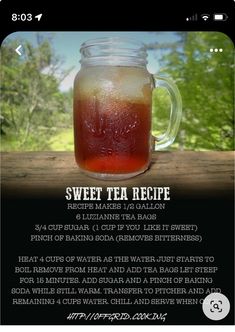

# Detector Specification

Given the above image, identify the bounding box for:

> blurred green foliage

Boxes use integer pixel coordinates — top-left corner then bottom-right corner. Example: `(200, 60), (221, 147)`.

(0, 32), (234, 151)
(151, 32), (234, 150)
(1, 34), (73, 151)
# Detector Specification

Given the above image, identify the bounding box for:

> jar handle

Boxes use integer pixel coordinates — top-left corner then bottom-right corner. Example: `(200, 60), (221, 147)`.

(152, 75), (182, 150)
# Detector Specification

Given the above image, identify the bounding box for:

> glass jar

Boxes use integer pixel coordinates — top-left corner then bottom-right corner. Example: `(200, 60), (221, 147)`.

(74, 37), (182, 180)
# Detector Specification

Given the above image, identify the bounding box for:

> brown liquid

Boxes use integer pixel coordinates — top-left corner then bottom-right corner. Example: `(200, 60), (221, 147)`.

(74, 98), (151, 174)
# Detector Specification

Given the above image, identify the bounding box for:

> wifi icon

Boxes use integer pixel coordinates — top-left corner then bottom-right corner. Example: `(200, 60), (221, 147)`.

(201, 14), (210, 21)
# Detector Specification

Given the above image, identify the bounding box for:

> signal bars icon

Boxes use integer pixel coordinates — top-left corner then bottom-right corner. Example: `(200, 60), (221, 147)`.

(186, 14), (198, 21)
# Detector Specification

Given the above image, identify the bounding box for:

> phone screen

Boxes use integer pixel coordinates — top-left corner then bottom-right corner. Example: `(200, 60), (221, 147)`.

(0, 0), (234, 327)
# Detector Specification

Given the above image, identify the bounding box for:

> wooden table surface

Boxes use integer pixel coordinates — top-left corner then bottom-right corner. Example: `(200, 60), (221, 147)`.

(1, 151), (234, 197)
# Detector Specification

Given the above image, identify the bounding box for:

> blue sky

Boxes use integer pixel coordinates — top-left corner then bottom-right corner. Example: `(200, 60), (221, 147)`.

(4, 31), (179, 91)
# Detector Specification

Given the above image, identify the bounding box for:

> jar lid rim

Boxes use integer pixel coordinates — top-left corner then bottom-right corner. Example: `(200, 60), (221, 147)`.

(80, 37), (147, 67)
(80, 37), (145, 51)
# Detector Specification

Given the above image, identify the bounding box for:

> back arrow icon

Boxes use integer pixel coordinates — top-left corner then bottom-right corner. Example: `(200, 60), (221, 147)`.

(15, 45), (22, 56)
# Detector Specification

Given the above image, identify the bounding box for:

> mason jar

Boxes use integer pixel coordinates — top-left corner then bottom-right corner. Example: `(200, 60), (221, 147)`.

(74, 37), (182, 180)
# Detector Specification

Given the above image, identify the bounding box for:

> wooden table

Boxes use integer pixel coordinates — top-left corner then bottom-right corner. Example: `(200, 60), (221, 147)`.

(1, 151), (234, 198)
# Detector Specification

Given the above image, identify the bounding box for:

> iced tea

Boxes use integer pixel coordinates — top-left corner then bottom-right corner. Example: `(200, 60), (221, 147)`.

(74, 38), (182, 179)
(74, 97), (151, 174)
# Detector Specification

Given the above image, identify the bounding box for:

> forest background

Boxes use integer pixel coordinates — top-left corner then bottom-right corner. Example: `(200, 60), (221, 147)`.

(1, 32), (234, 151)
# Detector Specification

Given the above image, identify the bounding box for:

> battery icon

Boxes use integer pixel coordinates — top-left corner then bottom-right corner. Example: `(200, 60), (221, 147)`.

(213, 13), (228, 21)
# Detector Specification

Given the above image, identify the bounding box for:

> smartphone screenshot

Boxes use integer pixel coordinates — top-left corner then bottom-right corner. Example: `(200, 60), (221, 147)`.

(0, 0), (234, 326)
